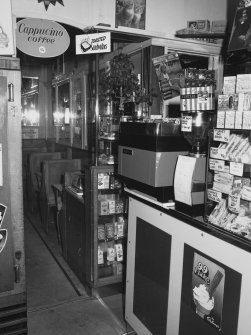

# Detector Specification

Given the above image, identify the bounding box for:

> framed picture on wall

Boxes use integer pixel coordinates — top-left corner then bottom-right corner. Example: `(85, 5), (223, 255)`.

(0, 0), (15, 55)
(115, 0), (146, 30)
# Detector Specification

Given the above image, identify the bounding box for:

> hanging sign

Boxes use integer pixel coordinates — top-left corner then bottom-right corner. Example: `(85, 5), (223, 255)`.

(75, 32), (111, 55)
(16, 18), (70, 58)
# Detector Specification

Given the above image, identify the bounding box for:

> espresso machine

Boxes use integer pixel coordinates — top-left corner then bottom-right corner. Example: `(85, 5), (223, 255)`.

(174, 111), (214, 216)
(118, 120), (190, 203)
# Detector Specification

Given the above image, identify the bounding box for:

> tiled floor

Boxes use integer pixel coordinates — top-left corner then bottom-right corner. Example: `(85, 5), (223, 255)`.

(24, 213), (136, 334)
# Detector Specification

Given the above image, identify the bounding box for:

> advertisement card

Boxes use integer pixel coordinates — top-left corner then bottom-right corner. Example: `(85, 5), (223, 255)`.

(0, 0), (15, 55)
(192, 253), (225, 331)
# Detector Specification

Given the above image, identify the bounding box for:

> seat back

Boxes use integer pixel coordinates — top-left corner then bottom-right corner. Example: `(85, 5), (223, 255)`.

(41, 158), (82, 203)
(28, 152), (62, 192)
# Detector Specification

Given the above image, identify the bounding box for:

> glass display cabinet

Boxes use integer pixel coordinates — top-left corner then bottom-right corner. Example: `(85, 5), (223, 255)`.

(84, 165), (128, 290)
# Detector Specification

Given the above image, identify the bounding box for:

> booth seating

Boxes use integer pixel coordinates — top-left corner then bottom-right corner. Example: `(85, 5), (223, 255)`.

(22, 146), (47, 201)
(39, 158), (82, 240)
(26, 152), (63, 213)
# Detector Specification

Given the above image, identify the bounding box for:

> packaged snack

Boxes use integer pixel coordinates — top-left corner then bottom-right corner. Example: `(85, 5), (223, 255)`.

(98, 245), (104, 265)
(98, 225), (106, 240)
(115, 243), (123, 262)
(105, 222), (114, 239)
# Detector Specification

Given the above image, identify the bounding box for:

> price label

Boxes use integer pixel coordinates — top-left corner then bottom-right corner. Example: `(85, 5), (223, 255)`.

(207, 189), (222, 203)
(210, 147), (227, 160)
(181, 115), (192, 132)
(228, 194), (240, 213)
(229, 162), (244, 177)
(213, 129), (230, 142)
(209, 159), (225, 172)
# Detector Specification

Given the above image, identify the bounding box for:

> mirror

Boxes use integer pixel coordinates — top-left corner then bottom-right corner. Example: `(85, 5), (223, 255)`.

(21, 77), (39, 126)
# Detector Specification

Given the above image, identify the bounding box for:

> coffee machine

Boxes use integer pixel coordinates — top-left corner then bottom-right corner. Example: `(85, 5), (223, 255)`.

(118, 120), (190, 203)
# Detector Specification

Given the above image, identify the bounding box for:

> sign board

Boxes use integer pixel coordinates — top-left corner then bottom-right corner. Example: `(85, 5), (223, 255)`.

(0, 0), (15, 55)
(75, 32), (111, 55)
(16, 18), (70, 58)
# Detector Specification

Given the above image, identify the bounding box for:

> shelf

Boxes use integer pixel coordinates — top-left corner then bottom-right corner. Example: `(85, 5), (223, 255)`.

(98, 136), (118, 141)
(175, 30), (225, 39)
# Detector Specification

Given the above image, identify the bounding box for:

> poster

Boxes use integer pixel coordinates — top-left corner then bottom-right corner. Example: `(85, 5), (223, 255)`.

(228, 5), (251, 52)
(115, 0), (146, 30)
(0, 0), (15, 55)
(192, 253), (225, 331)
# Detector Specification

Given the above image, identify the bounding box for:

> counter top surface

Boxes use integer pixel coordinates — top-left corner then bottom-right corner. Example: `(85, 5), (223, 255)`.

(125, 187), (251, 253)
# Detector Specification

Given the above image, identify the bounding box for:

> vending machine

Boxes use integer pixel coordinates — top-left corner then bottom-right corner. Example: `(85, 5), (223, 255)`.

(0, 57), (27, 333)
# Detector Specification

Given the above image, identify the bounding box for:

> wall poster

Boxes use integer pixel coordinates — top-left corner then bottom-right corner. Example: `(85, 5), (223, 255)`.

(115, 0), (146, 30)
(0, 0), (15, 55)
(192, 253), (225, 331)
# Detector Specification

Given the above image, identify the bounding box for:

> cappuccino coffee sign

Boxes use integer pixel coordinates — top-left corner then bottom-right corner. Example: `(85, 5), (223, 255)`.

(16, 18), (70, 58)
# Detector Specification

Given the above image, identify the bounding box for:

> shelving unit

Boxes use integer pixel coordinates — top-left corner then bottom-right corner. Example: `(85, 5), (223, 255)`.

(205, 128), (251, 242)
(84, 165), (127, 290)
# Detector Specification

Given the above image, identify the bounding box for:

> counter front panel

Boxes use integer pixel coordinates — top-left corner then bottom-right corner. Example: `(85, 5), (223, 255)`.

(125, 194), (251, 335)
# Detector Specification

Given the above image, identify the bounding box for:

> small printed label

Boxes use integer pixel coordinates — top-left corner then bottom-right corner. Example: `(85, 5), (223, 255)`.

(209, 159), (225, 172)
(229, 162), (244, 177)
(213, 129), (230, 142)
(207, 189), (222, 202)
(228, 194), (240, 213)
(181, 115), (192, 132)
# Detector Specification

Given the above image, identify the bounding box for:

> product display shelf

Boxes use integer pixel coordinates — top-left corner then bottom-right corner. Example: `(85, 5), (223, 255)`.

(84, 165), (127, 289)
(205, 128), (251, 244)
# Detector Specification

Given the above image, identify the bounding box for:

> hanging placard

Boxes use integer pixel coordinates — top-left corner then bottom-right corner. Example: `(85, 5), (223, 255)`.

(207, 189), (222, 203)
(181, 115), (192, 132)
(213, 129), (230, 142)
(75, 32), (111, 55)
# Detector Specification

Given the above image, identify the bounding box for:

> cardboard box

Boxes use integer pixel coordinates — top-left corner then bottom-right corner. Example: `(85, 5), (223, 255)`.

(187, 20), (210, 32)
(211, 20), (227, 33)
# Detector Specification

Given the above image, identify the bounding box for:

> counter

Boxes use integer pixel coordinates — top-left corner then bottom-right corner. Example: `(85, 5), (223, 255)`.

(125, 188), (251, 335)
